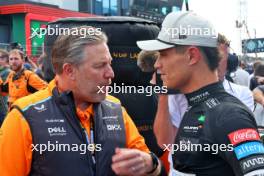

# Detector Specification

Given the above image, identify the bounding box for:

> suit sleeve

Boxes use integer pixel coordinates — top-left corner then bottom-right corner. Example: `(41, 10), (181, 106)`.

(28, 73), (48, 92)
(121, 107), (150, 153)
(212, 108), (264, 176)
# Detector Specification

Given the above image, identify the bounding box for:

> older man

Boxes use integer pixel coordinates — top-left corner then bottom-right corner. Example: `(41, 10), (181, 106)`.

(0, 26), (161, 176)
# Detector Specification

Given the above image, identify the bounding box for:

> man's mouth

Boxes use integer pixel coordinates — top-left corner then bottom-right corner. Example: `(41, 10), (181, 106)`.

(160, 74), (166, 80)
(11, 65), (17, 69)
(97, 83), (110, 94)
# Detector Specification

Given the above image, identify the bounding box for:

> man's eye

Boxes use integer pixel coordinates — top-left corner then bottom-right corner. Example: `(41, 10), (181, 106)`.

(159, 53), (166, 57)
(95, 64), (104, 68)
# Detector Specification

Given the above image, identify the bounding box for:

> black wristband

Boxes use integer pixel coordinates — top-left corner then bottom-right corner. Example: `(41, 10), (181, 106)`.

(147, 152), (159, 174)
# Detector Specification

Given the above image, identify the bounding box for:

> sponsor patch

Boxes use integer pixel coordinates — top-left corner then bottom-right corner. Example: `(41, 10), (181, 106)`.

(198, 115), (206, 123)
(240, 155), (264, 174)
(205, 98), (220, 108)
(103, 117), (122, 131)
(244, 169), (264, 176)
(228, 129), (260, 146)
(234, 142), (264, 160)
(45, 119), (65, 123)
(47, 126), (67, 136)
(106, 124), (122, 131)
(189, 91), (210, 103)
(102, 116), (118, 120)
(34, 104), (47, 112)
(183, 126), (199, 133)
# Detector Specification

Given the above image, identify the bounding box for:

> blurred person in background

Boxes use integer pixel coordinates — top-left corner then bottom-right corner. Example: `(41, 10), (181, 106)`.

(0, 49), (10, 125)
(0, 49), (47, 108)
(250, 63), (264, 90)
(253, 85), (264, 126)
(233, 59), (250, 87)
(34, 54), (45, 79)
(250, 60), (262, 80)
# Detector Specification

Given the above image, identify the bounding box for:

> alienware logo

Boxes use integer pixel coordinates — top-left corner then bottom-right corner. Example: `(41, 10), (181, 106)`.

(246, 40), (256, 51)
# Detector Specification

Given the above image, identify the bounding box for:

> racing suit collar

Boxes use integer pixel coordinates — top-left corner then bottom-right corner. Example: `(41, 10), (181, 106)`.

(185, 81), (224, 106)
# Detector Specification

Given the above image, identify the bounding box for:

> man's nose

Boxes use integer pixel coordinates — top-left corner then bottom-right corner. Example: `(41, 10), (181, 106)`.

(105, 65), (115, 79)
(154, 57), (161, 70)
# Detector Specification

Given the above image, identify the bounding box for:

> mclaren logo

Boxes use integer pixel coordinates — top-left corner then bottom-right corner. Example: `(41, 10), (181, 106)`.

(34, 104), (47, 112)
(104, 102), (115, 109)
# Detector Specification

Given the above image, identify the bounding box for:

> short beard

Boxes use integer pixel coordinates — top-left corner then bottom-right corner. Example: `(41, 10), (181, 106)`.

(12, 64), (23, 72)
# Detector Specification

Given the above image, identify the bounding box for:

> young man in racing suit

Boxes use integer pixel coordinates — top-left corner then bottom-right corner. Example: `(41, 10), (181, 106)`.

(137, 11), (264, 176)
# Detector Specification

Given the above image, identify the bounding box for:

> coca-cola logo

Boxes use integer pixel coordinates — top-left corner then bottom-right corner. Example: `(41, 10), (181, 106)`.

(228, 128), (260, 146)
(234, 130), (257, 142)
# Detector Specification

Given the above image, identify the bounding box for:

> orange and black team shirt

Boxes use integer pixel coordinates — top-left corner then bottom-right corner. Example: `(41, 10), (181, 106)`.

(0, 80), (149, 176)
(0, 69), (47, 107)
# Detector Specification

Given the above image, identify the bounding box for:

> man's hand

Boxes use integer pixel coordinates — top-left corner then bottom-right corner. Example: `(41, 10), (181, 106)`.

(111, 148), (154, 176)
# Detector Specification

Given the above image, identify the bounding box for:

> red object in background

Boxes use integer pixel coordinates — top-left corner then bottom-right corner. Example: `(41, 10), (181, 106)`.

(0, 3), (96, 56)
(0, 4), (94, 17)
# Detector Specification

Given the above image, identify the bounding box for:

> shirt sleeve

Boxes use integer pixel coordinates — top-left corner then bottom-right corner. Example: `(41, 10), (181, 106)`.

(224, 80), (254, 112)
(239, 87), (255, 112)
(121, 107), (150, 153)
(28, 73), (48, 92)
(168, 94), (188, 128)
(0, 108), (33, 176)
(212, 108), (264, 176)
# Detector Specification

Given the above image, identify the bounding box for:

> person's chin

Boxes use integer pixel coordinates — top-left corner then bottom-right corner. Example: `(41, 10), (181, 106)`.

(163, 81), (170, 87)
(165, 82), (178, 90)
(93, 94), (106, 103)
(11, 66), (17, 71)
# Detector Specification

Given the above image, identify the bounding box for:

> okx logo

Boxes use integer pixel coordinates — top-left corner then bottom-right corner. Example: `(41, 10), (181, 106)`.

(107, 124), (122, 131)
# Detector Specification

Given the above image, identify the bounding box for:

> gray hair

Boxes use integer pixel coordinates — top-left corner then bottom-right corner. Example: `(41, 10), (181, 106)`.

(51, 26), (107, 74)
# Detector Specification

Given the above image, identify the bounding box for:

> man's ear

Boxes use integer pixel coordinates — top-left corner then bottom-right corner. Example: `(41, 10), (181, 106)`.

(187, 47), (202, 66)
(62, 63), (76, 80)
